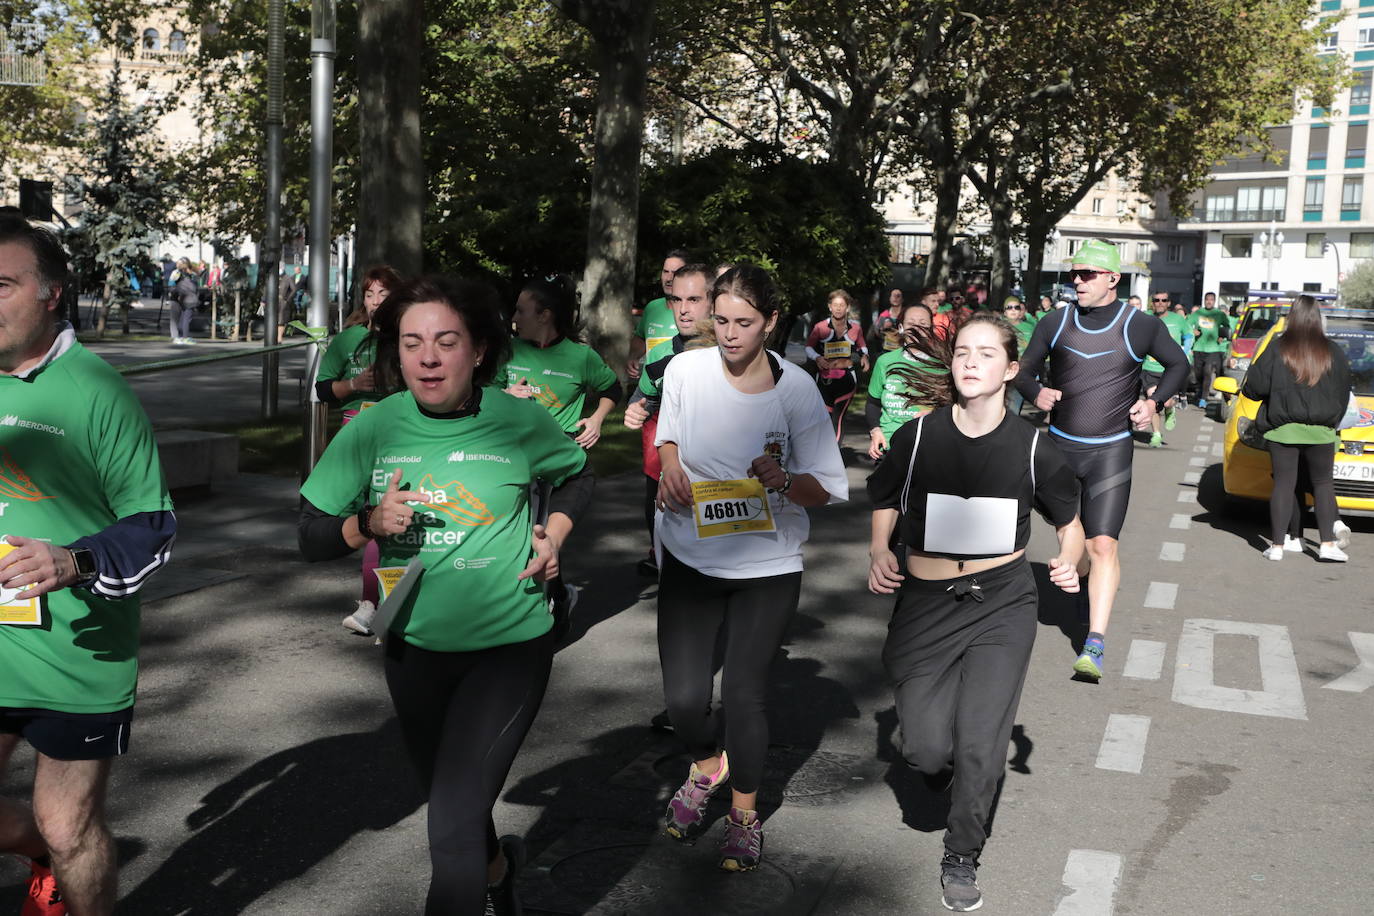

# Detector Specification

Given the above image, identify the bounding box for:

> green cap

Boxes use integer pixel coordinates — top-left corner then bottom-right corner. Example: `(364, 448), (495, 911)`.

(1073, 238), (1120, 273)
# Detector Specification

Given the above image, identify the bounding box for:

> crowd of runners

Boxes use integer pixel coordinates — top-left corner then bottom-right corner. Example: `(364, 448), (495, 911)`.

(3, 213), (1264, 915)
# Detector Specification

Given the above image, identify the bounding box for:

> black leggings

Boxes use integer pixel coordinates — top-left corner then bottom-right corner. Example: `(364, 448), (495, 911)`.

(883, 557), (1039, 857)
(1052, 433), (1134, 539)
(657, 550), (802, 795)
(816, 373), (857, 443)
(1269, 441), (1338, 544)
(384, 631), (554, 915)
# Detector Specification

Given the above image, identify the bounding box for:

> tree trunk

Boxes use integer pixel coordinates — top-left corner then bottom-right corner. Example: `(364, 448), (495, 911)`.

(1024, 222), (1049, 309)
(987, 191), (1014, 308)
(926, 164), (962, 290)
(574, 1), (656, 375)
(96, 276), (113, 340)
(355, 0), (425, 278)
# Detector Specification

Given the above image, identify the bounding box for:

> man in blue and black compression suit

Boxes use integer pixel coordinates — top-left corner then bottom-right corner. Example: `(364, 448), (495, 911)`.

(1014, 239), (1188, 681)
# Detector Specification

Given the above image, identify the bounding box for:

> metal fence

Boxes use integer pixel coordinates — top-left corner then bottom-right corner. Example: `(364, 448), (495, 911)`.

(0, 24), (44, 87)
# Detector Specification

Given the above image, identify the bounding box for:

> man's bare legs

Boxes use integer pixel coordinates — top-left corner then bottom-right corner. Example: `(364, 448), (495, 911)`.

(0, 734), (47, 861)
(31, 752), (116, 916)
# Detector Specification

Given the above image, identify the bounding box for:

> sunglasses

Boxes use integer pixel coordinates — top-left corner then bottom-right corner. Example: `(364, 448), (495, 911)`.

(1068, 268), (1113, 281)
(1151, 296), (1169, 302)
(1003, 305), (1024, 311)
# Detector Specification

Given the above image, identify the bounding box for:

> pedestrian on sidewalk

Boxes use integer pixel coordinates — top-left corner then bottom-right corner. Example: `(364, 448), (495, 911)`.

(169, 257), (200, 345)
(298, 275), (594, 915)
(1242, 294), (1353, 562)
(867, 313), (1084, 912)
(654, 265), (848, 872)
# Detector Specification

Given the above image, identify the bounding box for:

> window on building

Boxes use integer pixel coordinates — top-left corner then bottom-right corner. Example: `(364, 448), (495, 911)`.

(1305, 177), (1325, 213)
(1343, 176), (1363, 214)
(1092, 198), (1103, 215)
(1221, 234), (1254, 258)
(1361, 28), (1374, 48)
(1303, 282), (1323, 292)
(1065, 239), (1081, 257)
(1348, 123), (1368, 161)
(1355, 71), (1374, 107)
(169, 30), (187, 53)
(1139, 201), (1153, 219)
(142, 29), (160, 51)
(1310, 125), (1330, 165)
(1261, 186), (1287, 219)
(1307, 232), (1327, 257)
(1321, 29), (1338, 52)
(1167, 243), (1183, 263)
(1115, 199), (1126, 215)
(1236, 187), (1260, 219)
(1352, 233), (1374, 258)
(1205, 194), (1235, 221)
(1136, 242), (1151, 262)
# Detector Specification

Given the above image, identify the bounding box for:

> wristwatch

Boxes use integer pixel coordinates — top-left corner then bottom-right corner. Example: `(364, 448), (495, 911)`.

(69, 547), (98, 585)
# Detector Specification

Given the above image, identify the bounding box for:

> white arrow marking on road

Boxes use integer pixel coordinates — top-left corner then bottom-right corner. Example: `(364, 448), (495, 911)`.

(1144, 582), (1177, 609)
(1096, 714), (1151, 774)
(1322, 632), (1374, 693)
(1053, 850), (1123, 916)
(1183, 471), (1202, 485)
(1124, 639), (1166, 679)
(1169, 514), (1192, 530)
(1173, 619), (1308, 720)
(1160, 542), (1185, 562)
(1189, 456), (1207, 467)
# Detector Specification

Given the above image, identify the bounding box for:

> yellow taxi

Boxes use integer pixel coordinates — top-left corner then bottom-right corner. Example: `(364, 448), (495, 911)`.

(1212, 308), (1374, 513)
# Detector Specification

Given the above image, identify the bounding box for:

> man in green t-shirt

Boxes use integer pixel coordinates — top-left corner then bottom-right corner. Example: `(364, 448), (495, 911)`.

(1142, 291), (1193, 446)
(1188, 291), (1230, 411)
(627, 248), (690, 381)
(0, 217), (175, 915)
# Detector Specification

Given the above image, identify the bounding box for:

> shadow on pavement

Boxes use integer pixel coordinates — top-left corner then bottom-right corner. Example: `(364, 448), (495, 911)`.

(116, 720), (417, 915)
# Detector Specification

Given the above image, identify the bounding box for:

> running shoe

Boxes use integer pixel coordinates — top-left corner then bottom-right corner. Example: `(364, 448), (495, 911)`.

(719, 806), (763, 872)
(1283, 535), (1303, 553)
(1072, 642), (1104, 680)
(1148, 432), (1163, 448)
(1197, 398), (1207, 411)
(649, 709), (675, 734)
(342, 600), (376, 636)
(663, 752), (729, 842)
(550, 583), (580, 643)
(1318, 543), (1349, 563)
(940, 852), (982, 911)
(486, 834), (525, 916)
(1163, 406), (1177, 430)
(1262, 545), (1284, 562)
(22, 860), (65, 916)
(1334, 520), (1352, 550)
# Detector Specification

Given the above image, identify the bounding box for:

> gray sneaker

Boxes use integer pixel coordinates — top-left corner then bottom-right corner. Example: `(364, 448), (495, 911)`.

(342, 600), (376, 636)
(940, 852), (982, 911)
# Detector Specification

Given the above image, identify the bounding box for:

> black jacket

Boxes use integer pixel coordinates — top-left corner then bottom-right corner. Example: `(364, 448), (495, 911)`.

(1242, 336), (1351, 431)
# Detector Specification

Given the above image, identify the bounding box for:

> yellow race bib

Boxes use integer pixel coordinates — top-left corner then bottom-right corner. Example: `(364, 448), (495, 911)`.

(691, 479), (776, 539)
(0, 542), (40, 626)
(823, 340), (853, 360)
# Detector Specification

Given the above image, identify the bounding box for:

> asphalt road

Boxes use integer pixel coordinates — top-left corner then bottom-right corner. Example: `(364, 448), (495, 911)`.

(1, 356), (1371, 914)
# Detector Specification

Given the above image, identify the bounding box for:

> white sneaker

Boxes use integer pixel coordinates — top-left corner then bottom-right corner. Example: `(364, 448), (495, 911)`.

(1318, 543), (1349, 563)
(1262, 545), (1284, 561)
(343, 599), (377, 635)
(1333, 520), (1352, 550)
(1283, 535), (1304, 553)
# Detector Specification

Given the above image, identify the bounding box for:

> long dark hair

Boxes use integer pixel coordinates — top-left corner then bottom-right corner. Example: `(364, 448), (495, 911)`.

(372, 275), (510, 396)
(345, 264), (404, 328)
(890, 312), (1016, 409)
(521, 275), (583, 342)
(1279, 294), (1332, 386)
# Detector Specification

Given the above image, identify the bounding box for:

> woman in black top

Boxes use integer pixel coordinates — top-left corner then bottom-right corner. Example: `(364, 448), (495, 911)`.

(1241, 295), (1353, 562)
(867, 313), (1084, 913)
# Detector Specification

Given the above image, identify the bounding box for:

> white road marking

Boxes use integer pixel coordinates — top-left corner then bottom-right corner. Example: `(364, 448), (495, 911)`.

(1053, 850), (1123, 916)
(1169, 514), (1192, 530)
(1193, 445), (1209, 453)
(1322, 632), (1374, 693)
(1197, 432), (1211, 441)
(1124, 639), (1167, 679)
(1095, 714), (1151, 774)
(1183, 471), (1202, 485)
(1189, 456), (1207, 467)
(1159, 542), (1186, 562)
(1173, 619), (1308, 720)
(1212, 442), (1224, 458)
(1144, 582), (1177, 609)
(1176, 490), (1197, 503)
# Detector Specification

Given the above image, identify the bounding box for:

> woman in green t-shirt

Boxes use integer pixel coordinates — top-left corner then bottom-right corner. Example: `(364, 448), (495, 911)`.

(314, 264), (402, 638)
(866, 304), (939, 460)
(299, 276), (594, 915)
(503, 277), (622, 448)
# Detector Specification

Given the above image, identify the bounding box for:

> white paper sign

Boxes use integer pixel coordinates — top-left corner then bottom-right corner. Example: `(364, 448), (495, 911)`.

(923, 493), (1017, 556)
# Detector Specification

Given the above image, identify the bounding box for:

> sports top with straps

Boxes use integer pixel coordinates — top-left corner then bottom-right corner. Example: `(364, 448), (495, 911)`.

(1044, 302), (1143, 443)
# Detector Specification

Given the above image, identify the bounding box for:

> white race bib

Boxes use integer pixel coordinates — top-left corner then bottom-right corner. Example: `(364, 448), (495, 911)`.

(923, 493), (1017, 556)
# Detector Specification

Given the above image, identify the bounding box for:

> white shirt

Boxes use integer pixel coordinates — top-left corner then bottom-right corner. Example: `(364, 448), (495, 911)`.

(654, 346), (848, 578)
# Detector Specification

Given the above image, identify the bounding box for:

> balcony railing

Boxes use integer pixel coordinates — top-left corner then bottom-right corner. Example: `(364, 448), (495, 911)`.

(1198, 207), (1287, 223)
(0, 24), (45, 87)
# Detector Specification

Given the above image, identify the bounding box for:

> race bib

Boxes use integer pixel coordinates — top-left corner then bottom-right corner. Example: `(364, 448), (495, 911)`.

(823, 340), (853, 360)
(923, 493), (1017, 555)
(359, 400), (378, 410)
(691, 478), (776, 539)
(647, 336), (673, 351)
(0, 542), (40, 626)
(883, 331), (900, 351)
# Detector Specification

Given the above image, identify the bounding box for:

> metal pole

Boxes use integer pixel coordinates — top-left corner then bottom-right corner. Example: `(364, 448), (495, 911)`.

(261, 0), (285, 419)
(305, 0), (337, 475)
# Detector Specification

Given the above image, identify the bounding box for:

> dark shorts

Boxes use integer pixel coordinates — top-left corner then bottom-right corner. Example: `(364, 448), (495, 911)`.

(1140, 369), (1164, 395)
(0, 706), (133, 760)
(1051, 433), (1135, 539)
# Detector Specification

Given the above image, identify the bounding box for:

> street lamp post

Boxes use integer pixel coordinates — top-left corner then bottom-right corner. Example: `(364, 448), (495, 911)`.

(1259, 220), (1284, 290)
(304, 0), (337, 473)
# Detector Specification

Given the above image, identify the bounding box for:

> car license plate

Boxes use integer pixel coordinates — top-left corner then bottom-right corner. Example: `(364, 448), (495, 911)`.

(1333, 462), (1374, 481)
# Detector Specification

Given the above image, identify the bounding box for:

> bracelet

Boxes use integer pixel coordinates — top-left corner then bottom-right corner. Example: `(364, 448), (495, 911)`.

(777, 469), (793, 495)
(356, 503), (376, 539)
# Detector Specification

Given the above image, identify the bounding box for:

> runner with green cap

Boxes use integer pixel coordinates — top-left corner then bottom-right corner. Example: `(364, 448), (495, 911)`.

(1013, 238), (1189, 680)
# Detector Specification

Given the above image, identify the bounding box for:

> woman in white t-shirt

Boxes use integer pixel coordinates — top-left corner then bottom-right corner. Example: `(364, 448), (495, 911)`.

(653, 265), (848, 872)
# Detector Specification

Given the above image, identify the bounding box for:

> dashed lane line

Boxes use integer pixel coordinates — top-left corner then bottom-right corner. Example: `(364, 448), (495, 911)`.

(1123, 639), (1166, 680)
(1189, 456), (1207, 467)
(1212, 442), (1224, 458)
(1052, 850), (1123, 916)
(1182, 471), (1201, 485)
(1169, 514), (1192, 529)
(1143, 582), (1177, 609)
(1159, 542), (1185, 562)
(1095, 714), (1151, 774)
(1176, 490), (1197, 503)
